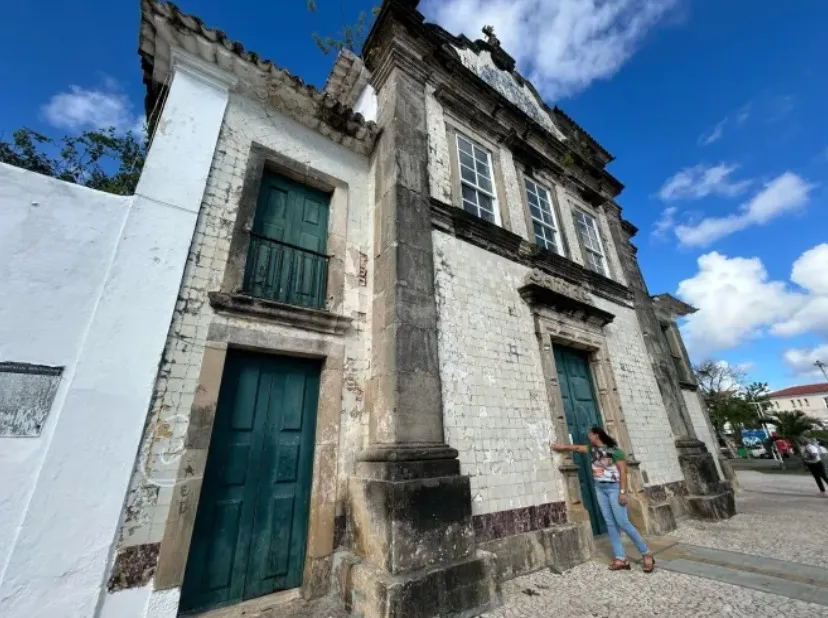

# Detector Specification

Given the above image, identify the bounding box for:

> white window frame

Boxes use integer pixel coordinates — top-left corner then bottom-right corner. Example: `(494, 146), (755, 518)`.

(573, 208), (607, 276)
(456, 133), (500, 225)
(524, 177), (562, 255)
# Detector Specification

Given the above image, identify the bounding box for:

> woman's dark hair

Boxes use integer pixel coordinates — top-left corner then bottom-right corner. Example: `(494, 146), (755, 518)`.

(590, 426), (617, 448)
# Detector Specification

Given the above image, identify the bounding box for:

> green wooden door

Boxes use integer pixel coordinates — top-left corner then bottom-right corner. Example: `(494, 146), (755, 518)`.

(244, 173), (330, 309)
(554, 346), (607, 536)
(180, 351), (320, 614)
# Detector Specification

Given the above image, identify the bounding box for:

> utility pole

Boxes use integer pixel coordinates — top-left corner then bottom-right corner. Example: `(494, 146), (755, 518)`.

(816, 360), (828, 382)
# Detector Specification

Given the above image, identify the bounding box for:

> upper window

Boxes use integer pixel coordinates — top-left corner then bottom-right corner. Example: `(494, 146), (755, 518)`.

(524, 178), (562, 254)
(573, 209), (607, 276)
(243, 172), (330, 310)
(457, 134), (499, 224)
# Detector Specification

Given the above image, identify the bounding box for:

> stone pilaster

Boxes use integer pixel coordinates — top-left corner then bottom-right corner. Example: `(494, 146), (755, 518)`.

(604, 206), (735, 521)
(342, 4), (500, 616)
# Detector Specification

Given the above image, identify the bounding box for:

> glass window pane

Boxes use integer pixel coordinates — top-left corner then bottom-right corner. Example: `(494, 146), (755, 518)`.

(463, 200), (478, 215)
(478, 193), (494, 216)
(461, 165), (476, 184)
(473, 145), (488, 163)
(478, 175), (492, 193)
(459, 151), (475, 170)
(462, 184), (478, 204)
(475, 159), (491, 179)
(457, 135), (473, 155)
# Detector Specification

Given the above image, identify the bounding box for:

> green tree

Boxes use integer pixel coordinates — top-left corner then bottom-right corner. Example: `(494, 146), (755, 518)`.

(768, 411), (821, 451)
(307, 1), (379, 55)
(0, 127), (146, 196)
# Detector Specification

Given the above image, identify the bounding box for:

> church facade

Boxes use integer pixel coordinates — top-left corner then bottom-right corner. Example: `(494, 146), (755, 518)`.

(99, 1), (735, 616)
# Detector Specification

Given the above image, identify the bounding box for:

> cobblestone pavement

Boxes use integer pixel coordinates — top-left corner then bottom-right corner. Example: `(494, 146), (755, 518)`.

(483, 470), (828, 617)
(672, 470), (828, 569)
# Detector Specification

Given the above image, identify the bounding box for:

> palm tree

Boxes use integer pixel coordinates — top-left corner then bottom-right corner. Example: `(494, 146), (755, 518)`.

(768, 411), (821, 458)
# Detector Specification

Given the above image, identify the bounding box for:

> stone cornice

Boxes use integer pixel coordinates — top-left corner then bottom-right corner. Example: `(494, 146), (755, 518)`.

(519, 271), (616, 327)
(430, 198), (633, 307)
(208, 292), (352, 336)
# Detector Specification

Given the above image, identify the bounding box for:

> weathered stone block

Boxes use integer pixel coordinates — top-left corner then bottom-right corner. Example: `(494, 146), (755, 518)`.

(678, 450), (722, 496)
(345, 551), (500, 618)
(686, 491), (736, 521)
(349, 470), (476, 575)
(646, 502), (677, 535)
(543, 521), (593, 574)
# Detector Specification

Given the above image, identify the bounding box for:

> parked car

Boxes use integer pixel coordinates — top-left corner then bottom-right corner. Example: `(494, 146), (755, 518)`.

(747, 444), (767, 458)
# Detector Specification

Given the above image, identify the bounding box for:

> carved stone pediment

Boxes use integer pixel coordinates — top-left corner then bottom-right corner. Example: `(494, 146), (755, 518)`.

(519, 269), (614, 326)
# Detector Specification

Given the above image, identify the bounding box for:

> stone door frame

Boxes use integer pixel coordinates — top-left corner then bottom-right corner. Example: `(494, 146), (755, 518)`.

(152, 329), (344, 604)
(528, 304), (650, 533)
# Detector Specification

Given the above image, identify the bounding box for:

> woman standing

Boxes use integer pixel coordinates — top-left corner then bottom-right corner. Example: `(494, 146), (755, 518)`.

(551, 427), (655, 573)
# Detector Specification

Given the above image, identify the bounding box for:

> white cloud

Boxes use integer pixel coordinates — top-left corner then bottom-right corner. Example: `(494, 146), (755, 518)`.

(677, 244), (828, 363)
(677, 252), (799, 354)
(791, 243), (828, 295)
(42, 78), (143, 133)
(657, 163), (751, 202)
(735, 102), (752, 124)
(772, 244), (828, 337)
(651, 206), (677, 239)
(698, 118), (726, 145)
(783, 345), (828, 379)
(422, 0), (678, 100)
(673, 172), (814, 247)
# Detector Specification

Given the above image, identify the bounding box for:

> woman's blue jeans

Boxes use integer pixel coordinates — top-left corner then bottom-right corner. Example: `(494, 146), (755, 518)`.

(594, 482), (650, 560)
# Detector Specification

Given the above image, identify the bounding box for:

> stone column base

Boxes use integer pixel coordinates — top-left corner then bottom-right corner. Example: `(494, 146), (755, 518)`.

(686, 491), (736, 520)
(676, 439), (736, 521)
(341, 551), (500, 618)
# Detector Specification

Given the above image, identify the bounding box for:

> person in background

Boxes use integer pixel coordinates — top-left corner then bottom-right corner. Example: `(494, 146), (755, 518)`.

(801, 439), (828, 496)
(551, 426), (655, 573)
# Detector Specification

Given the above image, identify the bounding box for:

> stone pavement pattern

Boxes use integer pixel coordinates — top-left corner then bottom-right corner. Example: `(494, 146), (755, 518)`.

(484, 470), (828, 617)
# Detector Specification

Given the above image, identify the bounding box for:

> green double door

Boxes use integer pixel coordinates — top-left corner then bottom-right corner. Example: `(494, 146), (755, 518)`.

(554, 346), (607, 536)
(180, 351), (320, 614)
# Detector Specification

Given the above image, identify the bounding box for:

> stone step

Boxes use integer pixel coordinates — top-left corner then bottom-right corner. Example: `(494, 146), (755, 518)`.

(658, 558), (828, 607)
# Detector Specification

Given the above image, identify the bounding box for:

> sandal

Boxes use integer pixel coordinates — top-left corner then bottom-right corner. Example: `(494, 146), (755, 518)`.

(643, 554), (655, 573)
(609, 559), (631, 571)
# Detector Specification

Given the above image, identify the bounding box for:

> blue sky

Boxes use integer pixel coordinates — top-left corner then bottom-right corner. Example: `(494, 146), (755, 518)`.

(2, 0), (827, 390)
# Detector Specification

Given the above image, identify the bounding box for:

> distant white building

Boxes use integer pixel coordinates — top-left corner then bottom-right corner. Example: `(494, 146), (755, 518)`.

(768, 383), (828, 424)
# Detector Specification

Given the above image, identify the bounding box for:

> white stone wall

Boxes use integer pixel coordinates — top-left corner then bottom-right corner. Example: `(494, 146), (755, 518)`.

(0, 61), (225, 618)
(593, 296), (685, 487)
(116, 92), (372, 555)
(684, 390), (724, 478)
(433, 231), (566, 516)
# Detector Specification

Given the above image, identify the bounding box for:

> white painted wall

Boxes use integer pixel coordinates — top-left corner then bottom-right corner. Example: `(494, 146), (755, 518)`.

(769, 391), (828, 423)
(0, 163), (131, 586)
(0, 56), (230, 618)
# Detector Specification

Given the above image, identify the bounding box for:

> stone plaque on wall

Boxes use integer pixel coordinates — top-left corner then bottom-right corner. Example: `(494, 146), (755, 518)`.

(0, 362), (63, 437)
